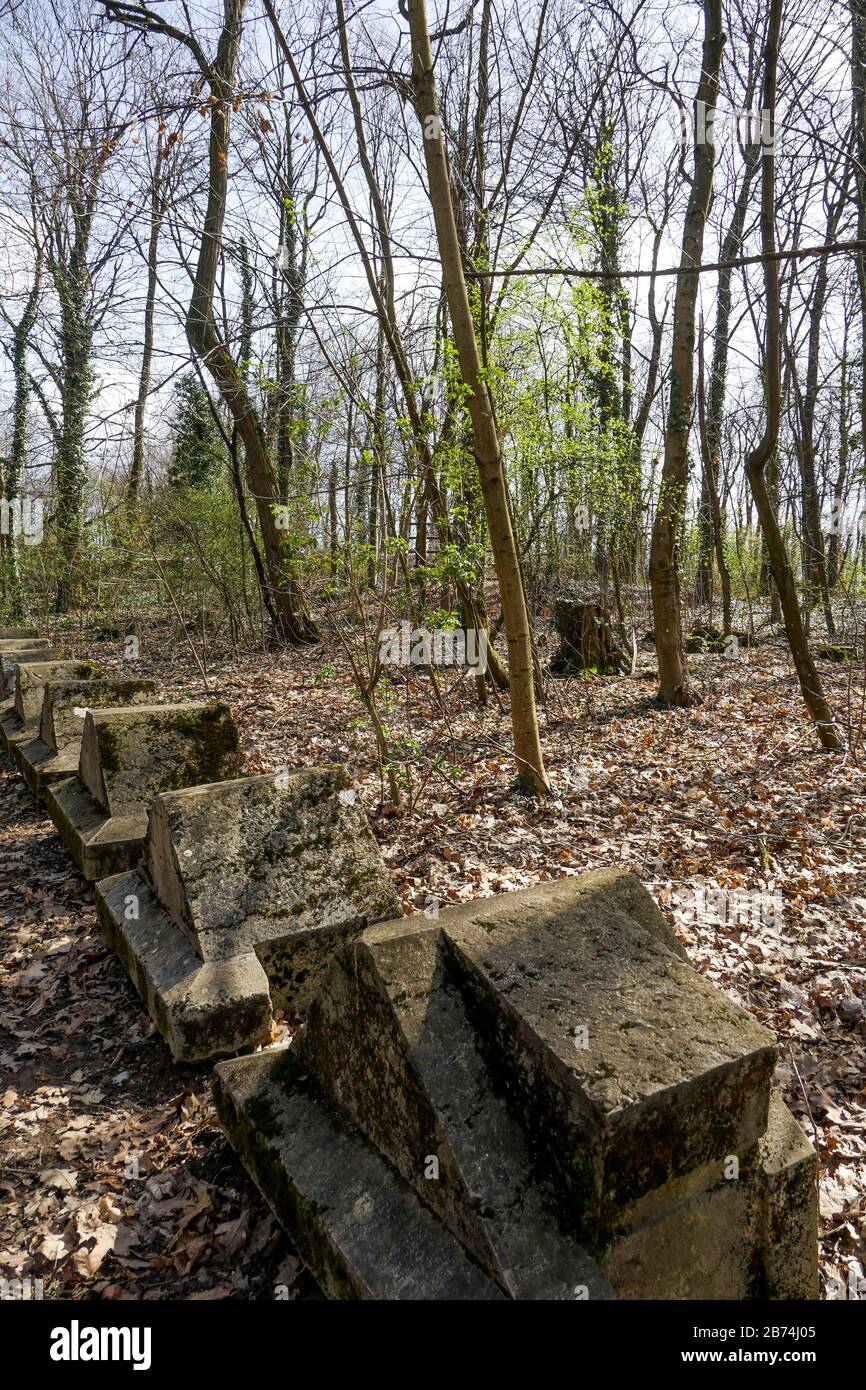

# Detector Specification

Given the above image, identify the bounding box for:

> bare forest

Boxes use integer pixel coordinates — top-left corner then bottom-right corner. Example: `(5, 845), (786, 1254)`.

(1, 0), (865, 1327)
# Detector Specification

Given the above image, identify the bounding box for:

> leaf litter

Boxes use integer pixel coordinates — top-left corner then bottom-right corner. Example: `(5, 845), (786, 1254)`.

(1, 624), (863, 1299)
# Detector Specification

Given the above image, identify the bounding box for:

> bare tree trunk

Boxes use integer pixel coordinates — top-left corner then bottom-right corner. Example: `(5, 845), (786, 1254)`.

(129, 133), (166, 502)
(406, 0), (549, 793)
(790, 186), (845, 634)
(695, 151), (758, 611)
(368, 319), (386, 586)
(827, 330), (850, 589)
(265, 0), (510, 687)
(745, 0), (841, 751)
(649, 0), (724, 705)
(328, 463), (338, 575)
(105, 0), (317, 643)
(273, 124), (306, 503)
(851, 0), (866, 455)
(53, 248), (94, 613)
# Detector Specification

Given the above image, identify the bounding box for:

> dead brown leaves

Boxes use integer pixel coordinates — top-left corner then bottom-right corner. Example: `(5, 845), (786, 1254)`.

(2, 620), (864, 1299)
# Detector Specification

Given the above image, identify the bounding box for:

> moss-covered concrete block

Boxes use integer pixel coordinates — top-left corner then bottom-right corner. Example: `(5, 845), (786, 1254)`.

(13, 678), (156, 797)
(0, 646), (64, 705)
(94, 767), (400, 1060)
(0, 644), (51, 734)
(306, 919), (612, 1298)
(43, 679), (158, 757)
(0, 626), (40, 640)
(79, 702), (243, 816)
(213, 1050), (509, 1301)
(215, 871), (817, 1300)
(599, 1094), (818, 1299)
(1, 659), (100, 751)
(95, 870), (271, 1063)
(146, 768), (400, 980)
(45, 701), (243, 880)
(0, 636), (48, 653)
(753, 1092), (819, 1298)
(434, 871), (776, 1233)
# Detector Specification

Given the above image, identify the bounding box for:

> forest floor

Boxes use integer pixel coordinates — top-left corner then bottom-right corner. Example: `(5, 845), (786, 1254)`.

(1, 618), (865, 1300)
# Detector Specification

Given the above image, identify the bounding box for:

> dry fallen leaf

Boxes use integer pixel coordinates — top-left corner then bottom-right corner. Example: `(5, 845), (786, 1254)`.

(39, 1168), (77, 1192)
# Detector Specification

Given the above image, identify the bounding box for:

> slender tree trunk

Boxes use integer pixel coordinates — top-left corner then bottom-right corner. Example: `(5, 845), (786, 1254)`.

(589, 129), (635, 591)
(695, 151), (758, 608)
(792, 191), (844, 633)
(406, 0), (549, 793)
(851, 0), (866, 454)
(54, 264), (93, 613)
(745, 0), (841, 750)
(328, 462), (338, 574)
(827, 337), (850, 589)
(649, 0), (724, 704)
(368, 319), (386, 586)
(3, 222), (42, 618)
(130, 136), (166, 502)
(697, 316), (732, 633)
(106, 0), (318, 641)
(629, 226), (668, 581)
(274, 129), (305, 502)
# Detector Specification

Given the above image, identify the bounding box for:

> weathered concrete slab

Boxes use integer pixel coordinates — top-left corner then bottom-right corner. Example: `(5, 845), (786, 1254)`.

(14, 678), (156, 797)
(95, 870), (271, 1062)
(309, 872), (776, 1238)
(43, 679), (158, 757)
(754, 1091), (820, 1299)
(214, 1049), (507, 1300)
(46, 702), (242, 879)
(146, 769), (400, 972)
(0, 645), (64, 700)
(1, 660), (100, 752)
(45, 776), (145, 880)
(95, 767), (401, 1060)
(216, 870), (816, 1300)
(14, 736), (76, 794)
(0, 636), (48, 653)
(0, 626), (40, 640)
(599, 1094), (819, 1299)
(306, 920), (613, 1298)
(14, 661), (104, 726)
(78, 702), (243, 816)
(0, 643), (52, 736)
(437, 871), (777, 1226)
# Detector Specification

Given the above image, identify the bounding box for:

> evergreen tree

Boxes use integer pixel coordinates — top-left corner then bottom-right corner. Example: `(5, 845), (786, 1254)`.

(168, 375), (225, 490)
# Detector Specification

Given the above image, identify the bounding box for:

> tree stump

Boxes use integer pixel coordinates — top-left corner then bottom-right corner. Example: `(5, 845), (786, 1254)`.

(551, 600), (628, 674)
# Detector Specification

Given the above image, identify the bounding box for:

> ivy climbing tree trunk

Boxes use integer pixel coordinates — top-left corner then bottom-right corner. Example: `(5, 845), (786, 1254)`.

(696, 316), (732, 635)
(273, 128), (306, 504)
(405, 0), (550, 793)
(3, 198), (42, 619)
(649, 0), (724, 705)
(52, 230), (95, 614)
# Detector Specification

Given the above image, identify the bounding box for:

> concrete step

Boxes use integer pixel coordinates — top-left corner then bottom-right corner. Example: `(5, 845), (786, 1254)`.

(214, 1049), (507, 1301)
(306, 921), (612, 1298)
